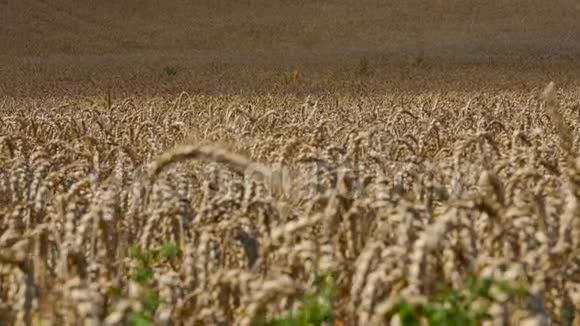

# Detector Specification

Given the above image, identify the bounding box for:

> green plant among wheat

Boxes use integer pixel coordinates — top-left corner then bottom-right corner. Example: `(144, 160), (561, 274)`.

(257, 273), (335, 326)
(111, 243), (180, 326)
(388, 276), (531, 326)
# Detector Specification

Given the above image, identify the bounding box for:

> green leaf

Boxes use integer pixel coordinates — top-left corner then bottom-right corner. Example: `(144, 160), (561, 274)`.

(395, 301), (421, 326)
(142, 290), (160, 313)
(495, 280), (530, 298)
(128, 312), (152, 326)
(261, 271), (335, 326)
(472, 277), (494, 297)
(560, 305), (575, 325)
(391, 276), (530, 326)
(131, 268), (154, 283)
(128, 246), (141, 259)
(159, 243), (179, 261)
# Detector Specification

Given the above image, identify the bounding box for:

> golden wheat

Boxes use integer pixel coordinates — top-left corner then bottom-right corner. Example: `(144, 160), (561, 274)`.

(0, 81), (577, 325)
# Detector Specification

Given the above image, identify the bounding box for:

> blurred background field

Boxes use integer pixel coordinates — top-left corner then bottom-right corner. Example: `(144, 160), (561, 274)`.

(1, 0), (579, 95)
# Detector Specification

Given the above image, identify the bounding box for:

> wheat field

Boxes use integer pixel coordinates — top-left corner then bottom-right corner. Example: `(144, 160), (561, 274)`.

(1, 1), (580, 325)
(0, 78), (578, 325)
